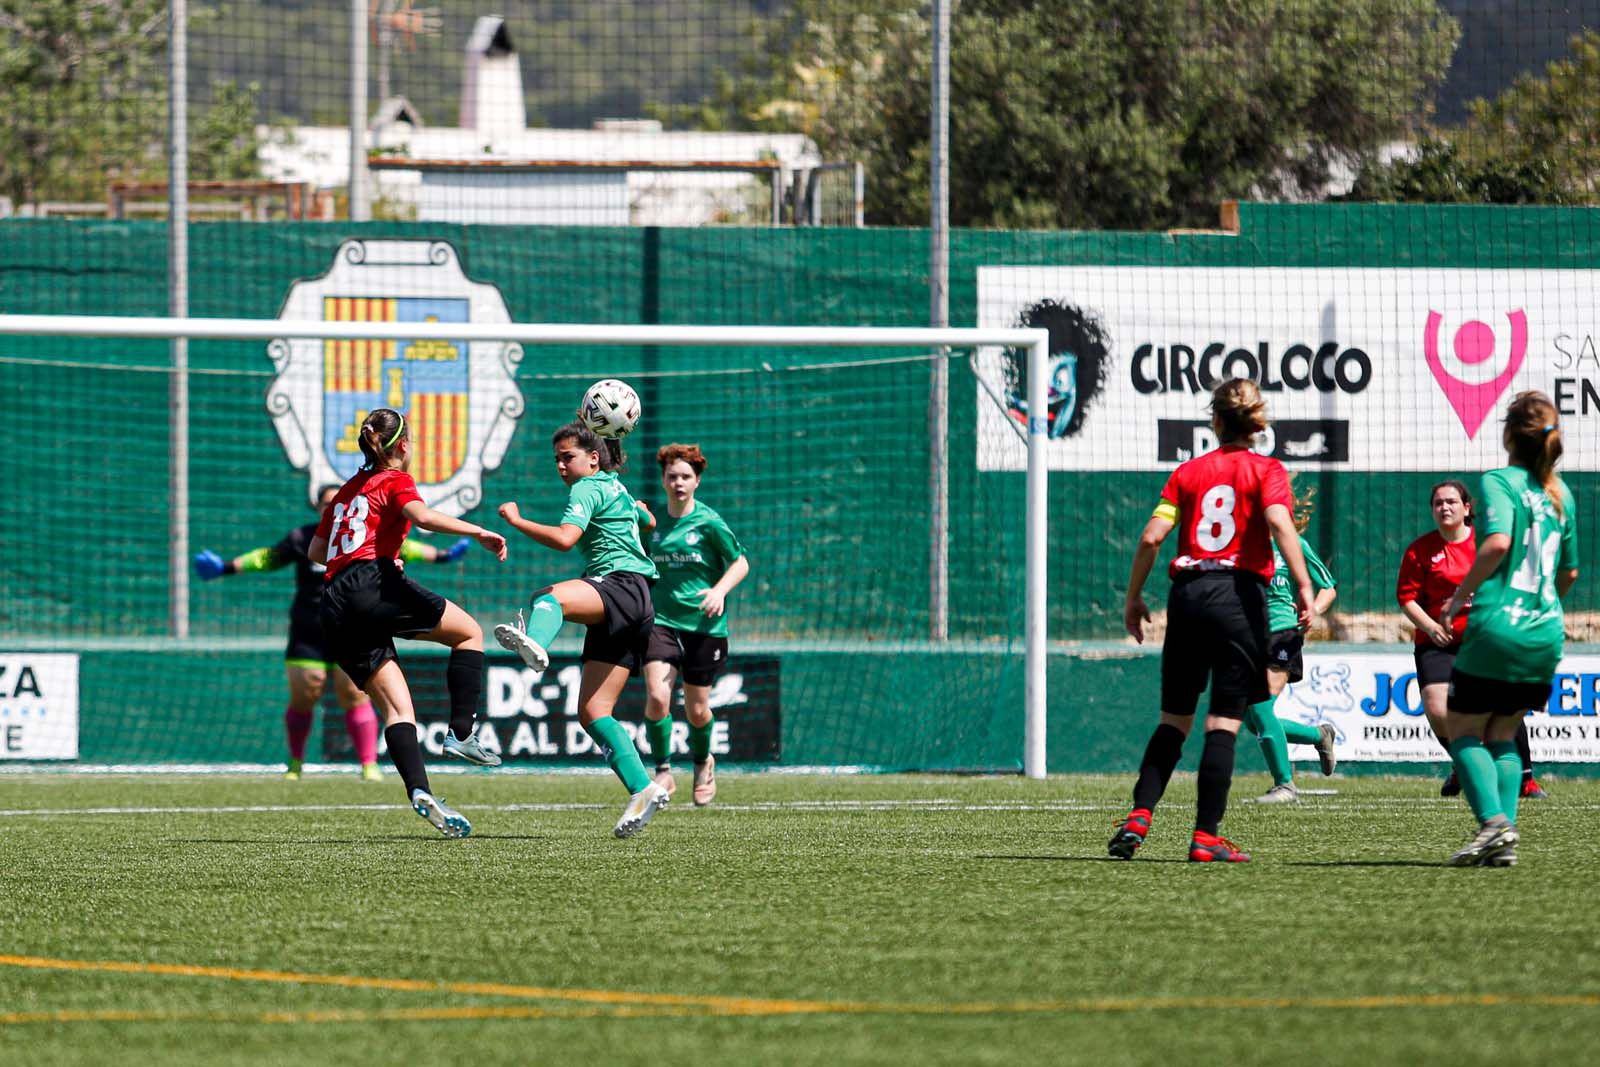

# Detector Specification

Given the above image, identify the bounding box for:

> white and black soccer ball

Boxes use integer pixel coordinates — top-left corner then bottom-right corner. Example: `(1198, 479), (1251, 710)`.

(578, 378), (642, 439)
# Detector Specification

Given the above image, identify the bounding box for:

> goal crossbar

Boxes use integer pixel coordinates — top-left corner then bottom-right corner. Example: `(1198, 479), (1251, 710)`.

(0, 314), (1051, 778)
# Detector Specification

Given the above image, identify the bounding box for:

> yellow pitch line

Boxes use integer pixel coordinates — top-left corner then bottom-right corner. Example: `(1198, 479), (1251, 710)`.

(4, 955), (1600, 1022)
(0, 954), (855, 1016)
(0, 1005), (673, 1027)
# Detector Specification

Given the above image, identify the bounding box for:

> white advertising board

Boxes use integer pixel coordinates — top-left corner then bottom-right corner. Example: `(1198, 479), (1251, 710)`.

(1284, 652), (1600, 763)
(0, 653), (79, 760)
(976, 266), (1600, 471)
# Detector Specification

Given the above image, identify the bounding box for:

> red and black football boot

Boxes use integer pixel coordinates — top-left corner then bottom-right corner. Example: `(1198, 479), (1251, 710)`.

(1188, 830), (1250, 863)
(1107, 808), (1152, 860)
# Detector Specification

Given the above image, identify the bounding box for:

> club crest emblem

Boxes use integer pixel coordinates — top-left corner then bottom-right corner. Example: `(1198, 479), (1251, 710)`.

(266, 240), (524, 516)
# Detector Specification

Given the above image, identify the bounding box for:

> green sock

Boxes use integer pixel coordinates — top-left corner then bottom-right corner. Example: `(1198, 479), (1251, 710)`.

(1448, 736), (1504, 824)
(1245, 699), (1293, 786)
(689, 717), (714, 763)
(584, 715), (653, 794)
(645, 715), (674, 769)
(525, 592), (564, 648)
(1281, 719), (1322, 746)
(1488, 740), (1520, 825)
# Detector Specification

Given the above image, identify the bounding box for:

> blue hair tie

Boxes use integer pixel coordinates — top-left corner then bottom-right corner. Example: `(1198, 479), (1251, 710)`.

(1543, 425), (1556, 434)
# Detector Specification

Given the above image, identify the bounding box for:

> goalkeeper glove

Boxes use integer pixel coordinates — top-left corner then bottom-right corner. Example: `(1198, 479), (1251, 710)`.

(441, 538), (471, 563)
(193, 550), (226, 581)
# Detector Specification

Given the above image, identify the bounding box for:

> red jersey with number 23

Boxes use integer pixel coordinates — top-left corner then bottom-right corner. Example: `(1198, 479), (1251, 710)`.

(313, 468), (423, 581)
(1158, 446), (1292, 581)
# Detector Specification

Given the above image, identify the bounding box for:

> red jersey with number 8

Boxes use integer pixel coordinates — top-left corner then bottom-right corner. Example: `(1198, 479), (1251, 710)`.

(314, 468), (423, 581)
(1158, 446), (1292, 580)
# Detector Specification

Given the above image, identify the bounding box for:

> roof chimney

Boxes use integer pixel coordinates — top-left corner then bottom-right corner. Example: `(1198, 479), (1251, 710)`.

(460, 16), (525, 137)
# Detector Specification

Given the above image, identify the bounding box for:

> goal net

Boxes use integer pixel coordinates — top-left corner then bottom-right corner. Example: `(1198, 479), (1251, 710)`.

(0, 310), (1047, 776)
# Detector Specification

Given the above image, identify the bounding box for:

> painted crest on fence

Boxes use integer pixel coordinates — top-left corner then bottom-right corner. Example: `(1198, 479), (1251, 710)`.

(266, 240), (524, 516)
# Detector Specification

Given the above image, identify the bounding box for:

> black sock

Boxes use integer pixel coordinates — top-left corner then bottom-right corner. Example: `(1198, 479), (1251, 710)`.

(1432, 730), (1452, 757)
(446, 648), (486, 741)
(1132, 723), (1187, 812)
(385, 722), (431, 798)
(1195, 729), (1238, 836)
(1515, 720), (1534, 782)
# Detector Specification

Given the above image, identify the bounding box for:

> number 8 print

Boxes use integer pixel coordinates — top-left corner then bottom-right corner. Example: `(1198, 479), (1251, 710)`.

(1195, 484), (1236, 552)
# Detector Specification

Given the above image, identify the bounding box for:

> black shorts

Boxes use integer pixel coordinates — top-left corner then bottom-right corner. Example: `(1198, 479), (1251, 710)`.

(1448, 668), (1552, 717)
(1161, 572), (1270, 718)
(581, 571), (655, 675)
(1414, 644), (1457, 688)
(1265, 629), (1304, 684)
(645, 624), (729, 687)
(285, 617), (332, 666)
(318, 559), (447, 688)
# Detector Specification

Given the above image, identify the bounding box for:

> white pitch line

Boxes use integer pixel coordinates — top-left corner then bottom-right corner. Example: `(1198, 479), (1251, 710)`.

(0, 799), (1115, 819)
(3, 796), (1584, 819)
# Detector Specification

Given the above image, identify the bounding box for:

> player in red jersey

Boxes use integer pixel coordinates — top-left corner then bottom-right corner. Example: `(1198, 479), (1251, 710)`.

(1397, 480), (1544, 799)
(193, 483), (470, 782)
(1112, 379), (1313, 863)
(310, 408), (508, 837)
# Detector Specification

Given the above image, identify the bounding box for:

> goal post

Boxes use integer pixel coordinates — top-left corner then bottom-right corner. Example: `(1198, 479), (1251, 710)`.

(0, 314), (1051, 778)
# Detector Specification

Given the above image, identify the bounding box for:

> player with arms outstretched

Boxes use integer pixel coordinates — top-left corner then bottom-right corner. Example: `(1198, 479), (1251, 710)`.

(1243, 489), (1339, 804)
(1439, 392), (1578, 867)
(1113, 378), (1313, 863)
(310, 408), (508, 837)
(194, 484), (470, 780)
(495, 423), (670, 838)
(639, 443), (750, 806)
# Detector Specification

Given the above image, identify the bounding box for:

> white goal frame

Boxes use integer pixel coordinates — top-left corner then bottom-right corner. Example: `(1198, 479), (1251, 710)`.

(0, 315), (1051, 778)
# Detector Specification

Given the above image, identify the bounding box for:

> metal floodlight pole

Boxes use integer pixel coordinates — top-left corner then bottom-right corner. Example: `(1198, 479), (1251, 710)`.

(167, 0), (190, 639)
(349, 0), (371, 221)
(0, 315), (1052, 779)
(928, 0), (951, 643)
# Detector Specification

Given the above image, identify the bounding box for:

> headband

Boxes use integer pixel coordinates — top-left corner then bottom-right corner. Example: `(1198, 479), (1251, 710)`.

(385, 415), (406, 449)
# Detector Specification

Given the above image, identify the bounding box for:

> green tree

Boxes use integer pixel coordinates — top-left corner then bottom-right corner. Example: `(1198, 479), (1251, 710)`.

(666, 0), (1458, 229)
(0, 0), (264, 207)
(1350, 30), (1600, 206)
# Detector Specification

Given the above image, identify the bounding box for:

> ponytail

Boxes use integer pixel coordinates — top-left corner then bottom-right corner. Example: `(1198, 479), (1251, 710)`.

(1210, 378), (1268, 443)
(1503, 391), (1565, 518)
(358, 408), (407, 470)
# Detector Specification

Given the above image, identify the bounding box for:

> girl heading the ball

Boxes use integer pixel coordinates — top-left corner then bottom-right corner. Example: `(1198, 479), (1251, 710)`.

(495, 422), (668, 839)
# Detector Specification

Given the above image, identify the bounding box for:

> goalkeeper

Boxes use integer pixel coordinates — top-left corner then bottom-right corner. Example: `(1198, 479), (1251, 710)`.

(193, 484), (469, 780)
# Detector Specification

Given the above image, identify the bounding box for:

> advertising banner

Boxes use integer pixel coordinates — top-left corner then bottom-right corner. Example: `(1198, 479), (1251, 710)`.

(1283, 652), (1600, 763)
(0, 653), (79, 760)
(975, 266), (1600, 471)
(327, 654), (781, 764)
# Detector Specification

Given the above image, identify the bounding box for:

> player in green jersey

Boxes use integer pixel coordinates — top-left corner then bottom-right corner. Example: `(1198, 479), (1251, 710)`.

(639, 444), (750, 807)
(1440, 392), (1579, 867)
(1243, 489), (1339, 803)
(495, 422), (670, 839)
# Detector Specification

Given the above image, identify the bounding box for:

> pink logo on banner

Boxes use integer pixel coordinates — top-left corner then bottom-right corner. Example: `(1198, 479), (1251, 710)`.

(1423, 310), (1527, 438)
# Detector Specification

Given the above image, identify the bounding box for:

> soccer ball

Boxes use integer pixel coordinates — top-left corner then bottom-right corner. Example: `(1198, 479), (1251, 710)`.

(578, 378), (642, 439)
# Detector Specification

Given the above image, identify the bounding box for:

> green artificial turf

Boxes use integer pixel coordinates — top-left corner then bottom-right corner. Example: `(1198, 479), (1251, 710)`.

(0, 772), (1594, 1065)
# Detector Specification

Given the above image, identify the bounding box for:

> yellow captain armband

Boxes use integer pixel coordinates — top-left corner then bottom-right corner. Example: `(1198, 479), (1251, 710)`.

(1152, 500), (1180, 524)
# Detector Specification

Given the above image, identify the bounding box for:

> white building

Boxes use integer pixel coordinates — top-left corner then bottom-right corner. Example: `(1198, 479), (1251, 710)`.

(257, 16), (836, 226)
